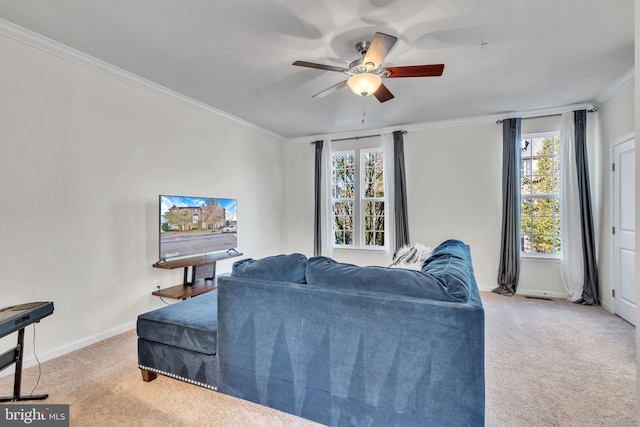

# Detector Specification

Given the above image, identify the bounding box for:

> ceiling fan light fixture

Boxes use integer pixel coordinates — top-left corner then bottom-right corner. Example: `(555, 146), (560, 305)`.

(347, 73), (382, 97)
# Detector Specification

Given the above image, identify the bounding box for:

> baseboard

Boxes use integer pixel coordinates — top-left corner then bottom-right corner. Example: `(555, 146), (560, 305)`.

(600, 300), (613, 314)
(516, 289), (570, 299)
(0, 321), (136, 378)
(478, 285), (570, 300)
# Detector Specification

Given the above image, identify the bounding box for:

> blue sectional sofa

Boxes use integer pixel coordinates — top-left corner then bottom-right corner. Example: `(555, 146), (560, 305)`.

(137, 239), (485, 426)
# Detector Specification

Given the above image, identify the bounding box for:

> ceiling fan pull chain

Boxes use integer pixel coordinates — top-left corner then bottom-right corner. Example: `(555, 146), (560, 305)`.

(362, 96), (366, 124)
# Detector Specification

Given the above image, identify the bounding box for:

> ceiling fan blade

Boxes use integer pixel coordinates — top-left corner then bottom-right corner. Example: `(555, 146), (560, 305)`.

(362, 32), (398, 69)
(385, 64), (445, 78)
(292, 61), (348, 73)
(312, 80), (348, 98)
(373, 83), (394, 103)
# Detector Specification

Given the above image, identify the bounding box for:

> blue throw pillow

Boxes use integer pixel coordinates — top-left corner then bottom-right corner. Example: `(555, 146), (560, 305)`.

(231, 253), (307, 284)
(306, 256), (469, 302)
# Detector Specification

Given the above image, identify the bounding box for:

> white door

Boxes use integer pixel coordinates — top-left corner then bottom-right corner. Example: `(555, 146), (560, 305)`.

(612, 137), (635, 325)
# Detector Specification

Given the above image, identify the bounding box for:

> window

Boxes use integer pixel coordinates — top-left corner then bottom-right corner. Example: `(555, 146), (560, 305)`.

(331, 148), (386, 249)
(520, 133), (561, 255)
(331, 151), (355, 246)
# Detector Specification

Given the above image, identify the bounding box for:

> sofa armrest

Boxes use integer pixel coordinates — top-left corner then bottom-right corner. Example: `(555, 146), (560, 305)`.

(216, 276), (484, 427)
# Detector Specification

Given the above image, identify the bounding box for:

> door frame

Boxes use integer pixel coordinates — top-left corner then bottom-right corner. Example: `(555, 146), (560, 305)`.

(610, 131), (635, 321)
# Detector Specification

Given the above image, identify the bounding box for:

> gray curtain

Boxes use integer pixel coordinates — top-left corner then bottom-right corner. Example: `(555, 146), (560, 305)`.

(393, 131), (410, 249)
(493, 118), (522, 296)
(574, 110), (599, 305)
(313, 140), (323, 256)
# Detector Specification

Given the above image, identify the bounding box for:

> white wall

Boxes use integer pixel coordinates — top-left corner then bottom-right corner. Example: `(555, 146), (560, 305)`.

(402, 123), (502, 291)
(283, 141), (315, 255)
(0, 35), (287, 368)
(596, 82), (635, 312)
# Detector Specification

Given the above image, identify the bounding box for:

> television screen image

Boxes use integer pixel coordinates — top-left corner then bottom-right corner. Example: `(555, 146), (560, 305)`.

(159, 195), (237, 260)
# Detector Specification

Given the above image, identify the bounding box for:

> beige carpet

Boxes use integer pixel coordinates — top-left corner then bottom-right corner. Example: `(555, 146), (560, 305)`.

(0, 292), (636, 426)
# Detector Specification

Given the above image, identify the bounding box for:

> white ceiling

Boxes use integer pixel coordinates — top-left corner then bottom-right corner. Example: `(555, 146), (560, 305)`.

(0, 0), (634, 140)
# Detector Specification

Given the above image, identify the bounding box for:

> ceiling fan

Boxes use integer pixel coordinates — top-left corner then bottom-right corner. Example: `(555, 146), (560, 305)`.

(293, 32), (445, 103)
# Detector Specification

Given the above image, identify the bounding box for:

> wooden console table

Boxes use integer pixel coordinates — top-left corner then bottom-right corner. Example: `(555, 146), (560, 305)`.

(152, 251), (242, 300)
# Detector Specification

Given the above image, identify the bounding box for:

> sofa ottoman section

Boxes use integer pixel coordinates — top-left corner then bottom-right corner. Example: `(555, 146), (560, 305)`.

(137, 290), (219, 389)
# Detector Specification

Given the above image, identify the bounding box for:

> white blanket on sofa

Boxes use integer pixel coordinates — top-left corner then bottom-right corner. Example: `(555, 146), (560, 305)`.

(389, 244), (433, 271)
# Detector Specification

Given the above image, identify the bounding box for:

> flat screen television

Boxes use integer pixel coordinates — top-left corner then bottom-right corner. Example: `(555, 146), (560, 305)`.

(159, 195), (237, 260)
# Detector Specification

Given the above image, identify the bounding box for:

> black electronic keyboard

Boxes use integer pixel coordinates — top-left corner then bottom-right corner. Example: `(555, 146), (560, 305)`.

(0, 301), (54, 402)
(0, 302), (54, 339)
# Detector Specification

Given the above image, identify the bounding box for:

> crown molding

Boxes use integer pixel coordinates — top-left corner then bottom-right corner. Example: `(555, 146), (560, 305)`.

(0, 18), (286, 142)
(592, 68), (635, 107)
(1, 18), (622, 146)
(287, 103), (595, 144)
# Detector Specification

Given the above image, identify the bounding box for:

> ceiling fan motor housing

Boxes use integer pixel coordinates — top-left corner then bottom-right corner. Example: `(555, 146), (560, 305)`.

(354, 40), (378, 70)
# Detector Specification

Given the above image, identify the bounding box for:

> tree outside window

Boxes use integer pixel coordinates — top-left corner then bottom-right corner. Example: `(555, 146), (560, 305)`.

(520, 134), (561, 254)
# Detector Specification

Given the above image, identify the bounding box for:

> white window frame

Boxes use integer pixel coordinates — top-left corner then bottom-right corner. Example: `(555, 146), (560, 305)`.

(330, 146), (387, 251)
(360, 148), (386, 248)
(520, 131), (561, 258)
(331, 149), (355, 248)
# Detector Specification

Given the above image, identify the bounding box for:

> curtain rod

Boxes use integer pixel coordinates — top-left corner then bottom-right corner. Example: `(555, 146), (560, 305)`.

(496, 108), (598, 124)
(309, 130), (407, 144)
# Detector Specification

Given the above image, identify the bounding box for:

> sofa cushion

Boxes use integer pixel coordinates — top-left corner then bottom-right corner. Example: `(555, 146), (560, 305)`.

(421, 254), (471, 302)
(426, 239), (468, 262)
(137, 290), (218, 355)
(231, 253), (307, 283)
(306, 254), (470, 302)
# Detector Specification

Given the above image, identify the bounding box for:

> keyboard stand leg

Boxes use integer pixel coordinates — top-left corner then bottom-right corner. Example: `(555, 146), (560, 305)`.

(0, 328), (49, 402)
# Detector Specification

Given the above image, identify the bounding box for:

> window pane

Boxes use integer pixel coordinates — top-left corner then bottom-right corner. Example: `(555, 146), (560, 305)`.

(364, 179), (375, 198)
(520, 134), (561, 255)
(365, 215), (373, 230)
(521, 196), (561, 254)
(334, 173), (354, 198)
(335, 230), (354, 245)
(364, 230), (385, 247)
(531, 234), (556, 254)
(375, 231), (384, 246)
(333, 201), (353, 246)
(344, 231), (353, 245)
(364, 201), (384, 247)
(375, 201), (384, 214)
(332, 153), (355, 199)
(364, 202), (372, 216)
(534, 197), (553, 214)
(531, 175), (552, 193)
(334, 201), (353, 216)
(365, 231), (373, 245)
(375, 216), (384, 231)
(363, 150), (384, 199)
